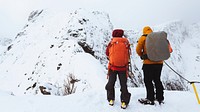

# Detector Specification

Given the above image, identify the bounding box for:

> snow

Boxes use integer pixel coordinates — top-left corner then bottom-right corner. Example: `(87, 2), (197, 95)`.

(0, 48), (199, 112)
(0, 9), (112, 95)
(0, 88), (200, 112)
(0, 8), (200, 112)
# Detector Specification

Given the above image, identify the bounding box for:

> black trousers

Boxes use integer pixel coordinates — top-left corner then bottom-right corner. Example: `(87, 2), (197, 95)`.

(105, 70), (131, 104)
(142, 64), (164, 101)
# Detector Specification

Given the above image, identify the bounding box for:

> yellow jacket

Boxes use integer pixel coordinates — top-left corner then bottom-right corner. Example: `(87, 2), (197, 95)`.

(136, 26), (163, 64)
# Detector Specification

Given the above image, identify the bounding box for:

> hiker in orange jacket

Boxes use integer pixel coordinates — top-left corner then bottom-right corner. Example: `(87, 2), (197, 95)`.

(136, 26), (164, 105)
(105, 29), (131, 109)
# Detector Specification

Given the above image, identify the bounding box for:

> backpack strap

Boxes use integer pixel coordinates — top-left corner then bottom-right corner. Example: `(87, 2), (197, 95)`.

(142, 34), (147, 58)
(142, 34), (148, 37)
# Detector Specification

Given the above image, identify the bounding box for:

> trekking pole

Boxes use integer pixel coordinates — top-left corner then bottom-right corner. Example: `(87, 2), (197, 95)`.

(191, 82), (200, 104)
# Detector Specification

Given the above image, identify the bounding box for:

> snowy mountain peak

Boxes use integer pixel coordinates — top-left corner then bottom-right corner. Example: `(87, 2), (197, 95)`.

(0, 9), (112, 95)
(0, 9), (200, 96)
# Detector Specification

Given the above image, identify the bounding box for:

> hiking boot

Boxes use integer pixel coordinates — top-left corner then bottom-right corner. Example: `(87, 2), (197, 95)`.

(155, 98), (164, 105)
(109, 100), (114, 106)
(138, 98), (154, 105)
(157, 100), (164, 105)
(121, 102), (127, 109)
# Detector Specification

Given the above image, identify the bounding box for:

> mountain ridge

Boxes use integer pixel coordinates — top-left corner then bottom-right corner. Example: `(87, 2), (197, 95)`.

(0, 9), (200, 95)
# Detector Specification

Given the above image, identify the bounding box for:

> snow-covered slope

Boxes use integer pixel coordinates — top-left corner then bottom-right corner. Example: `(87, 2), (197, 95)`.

(0, 9), (112, 95)
(0, 88), (199, 112)
(0, 8), (200, 96)
(0, 37), (12, 54)
(183, 22), (200, 81)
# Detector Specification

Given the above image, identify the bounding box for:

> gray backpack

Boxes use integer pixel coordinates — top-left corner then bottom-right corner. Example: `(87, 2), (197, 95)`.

(146, 31), (170, 61)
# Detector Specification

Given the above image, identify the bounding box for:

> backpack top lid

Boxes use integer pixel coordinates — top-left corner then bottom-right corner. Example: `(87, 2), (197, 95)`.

(112, 29), (124, 37)
(146, 31), (170, 61)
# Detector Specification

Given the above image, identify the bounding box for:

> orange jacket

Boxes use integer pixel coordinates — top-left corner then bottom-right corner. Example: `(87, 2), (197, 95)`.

(136, 26), (163, 64)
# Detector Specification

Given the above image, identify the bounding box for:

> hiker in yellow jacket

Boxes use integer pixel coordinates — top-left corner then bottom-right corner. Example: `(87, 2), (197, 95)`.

(136, 26), (164, 105)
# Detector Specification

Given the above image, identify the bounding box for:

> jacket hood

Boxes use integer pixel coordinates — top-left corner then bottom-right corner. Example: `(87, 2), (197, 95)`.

(143, 26), (153, 35)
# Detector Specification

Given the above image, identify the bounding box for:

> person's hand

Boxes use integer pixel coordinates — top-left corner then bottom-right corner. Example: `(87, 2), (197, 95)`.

(140, 54), (148, 60)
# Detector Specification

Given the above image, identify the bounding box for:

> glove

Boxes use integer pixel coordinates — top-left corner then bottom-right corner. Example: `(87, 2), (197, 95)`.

(140, 56), (144, 60)
(140, 54), (148, 60)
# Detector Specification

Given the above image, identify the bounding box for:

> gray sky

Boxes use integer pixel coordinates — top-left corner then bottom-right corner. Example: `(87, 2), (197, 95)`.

(1, 0), (200, 39)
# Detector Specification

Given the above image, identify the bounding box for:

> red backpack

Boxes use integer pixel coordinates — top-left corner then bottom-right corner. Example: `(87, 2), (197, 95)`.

(108, 37), (130, 67)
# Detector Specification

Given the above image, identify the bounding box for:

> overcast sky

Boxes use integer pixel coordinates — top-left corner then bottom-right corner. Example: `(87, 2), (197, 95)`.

(0, 0), (200, 39)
